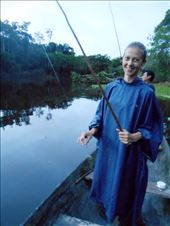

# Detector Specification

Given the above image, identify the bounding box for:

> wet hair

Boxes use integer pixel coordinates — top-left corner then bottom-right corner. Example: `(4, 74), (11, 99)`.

(126, 42), (147, 61)
(142, 69), (155, 81)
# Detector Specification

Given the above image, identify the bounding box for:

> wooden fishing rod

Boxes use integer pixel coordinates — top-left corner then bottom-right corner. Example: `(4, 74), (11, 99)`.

(56, 0), (123, 131)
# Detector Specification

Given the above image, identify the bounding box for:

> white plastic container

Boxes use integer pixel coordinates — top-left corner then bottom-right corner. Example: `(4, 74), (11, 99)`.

(156, 181), (166, 190)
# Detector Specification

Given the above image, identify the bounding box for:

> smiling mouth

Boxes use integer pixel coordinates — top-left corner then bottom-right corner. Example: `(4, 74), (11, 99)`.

(126, 68), (135, 72)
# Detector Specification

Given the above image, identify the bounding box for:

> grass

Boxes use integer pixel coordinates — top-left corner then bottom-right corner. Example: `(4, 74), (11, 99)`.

(155, 84), (170, 100)
(91, 83), (170, 100)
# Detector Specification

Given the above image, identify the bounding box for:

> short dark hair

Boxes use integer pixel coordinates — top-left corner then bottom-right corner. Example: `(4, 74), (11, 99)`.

(126, 42), (147, 61)
(143, 69), (155, 81)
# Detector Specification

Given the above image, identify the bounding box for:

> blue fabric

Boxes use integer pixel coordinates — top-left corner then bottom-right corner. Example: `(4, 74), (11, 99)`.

(148, 83), (155, 92)
(89, 77), (163, 225)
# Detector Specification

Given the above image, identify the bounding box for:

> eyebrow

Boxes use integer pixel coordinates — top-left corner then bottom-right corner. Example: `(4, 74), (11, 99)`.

(124, 56), (140, 60)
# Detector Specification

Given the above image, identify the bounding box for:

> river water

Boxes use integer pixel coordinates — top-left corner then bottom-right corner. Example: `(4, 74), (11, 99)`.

(1, 81), (170, 226)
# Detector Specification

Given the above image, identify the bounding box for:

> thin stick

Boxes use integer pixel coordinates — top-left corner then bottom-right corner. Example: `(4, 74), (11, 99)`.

(56, 0), (122, 131)
(75, 169), (93, 184)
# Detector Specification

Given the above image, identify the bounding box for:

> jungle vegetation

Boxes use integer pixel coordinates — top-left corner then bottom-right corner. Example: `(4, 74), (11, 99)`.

(0, 9), (169, 83)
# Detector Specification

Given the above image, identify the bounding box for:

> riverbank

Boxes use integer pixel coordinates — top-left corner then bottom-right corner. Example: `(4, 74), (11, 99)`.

(89, 82), (170, 100)
(154, 83), (170, 100)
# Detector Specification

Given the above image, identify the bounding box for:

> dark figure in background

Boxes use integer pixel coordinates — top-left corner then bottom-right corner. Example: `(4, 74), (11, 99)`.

(141, 69), (155, 91)
(77, 42), (163, 226)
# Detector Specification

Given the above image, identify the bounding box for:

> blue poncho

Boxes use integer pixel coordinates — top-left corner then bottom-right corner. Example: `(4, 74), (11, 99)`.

(89, 77), (163, 225)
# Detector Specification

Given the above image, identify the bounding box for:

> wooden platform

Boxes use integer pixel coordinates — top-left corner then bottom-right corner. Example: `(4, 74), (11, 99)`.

(85, 172), (170, 199)
(53, 214), (102, 226)
(146, 182), (170, 199)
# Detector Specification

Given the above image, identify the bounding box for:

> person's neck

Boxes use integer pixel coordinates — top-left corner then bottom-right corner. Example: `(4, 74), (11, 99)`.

(124, 75), (136, 83)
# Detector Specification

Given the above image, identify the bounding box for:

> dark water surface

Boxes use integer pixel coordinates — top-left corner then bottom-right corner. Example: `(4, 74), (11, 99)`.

(1, 81), (100, 226)
(1, 81), (170, 226)
(1, 99), (98, 226)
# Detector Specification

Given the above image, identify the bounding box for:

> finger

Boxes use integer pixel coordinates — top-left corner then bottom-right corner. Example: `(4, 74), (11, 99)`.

(86, 134), (92, 144)
(119, 140), (127, 144)
(78, 133), (92, 145)
(119, 139), (129, 144)
(119, 136), (129, 143)
(80, 137), (87, 145)
(76, 135), (83, 143)
(77, 136), (85, 145)
(119, 135), (129, 140)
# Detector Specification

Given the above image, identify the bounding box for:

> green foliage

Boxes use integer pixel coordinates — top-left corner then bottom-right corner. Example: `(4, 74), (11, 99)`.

(52, 52), (74, 72)
(72, 56), (88, 74)
(0, 20), (77, 78)
(1, 10), (169, 84)
(46, 42), (57, 53)
(155, 83), (170, 99)
(108, 57), (123, 77)
(146, 9), (170, 82)
(56, 43), (75, 55)
(46, 42), (75, 55)
(88, 54), (111, 73)
(1, 20), (109, 81)
(71, 71), (81, 83)
(1, 52), (20, 72)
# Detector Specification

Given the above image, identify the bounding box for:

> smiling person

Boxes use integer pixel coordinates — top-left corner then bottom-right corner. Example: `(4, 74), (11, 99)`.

(77, 42), (163, 226)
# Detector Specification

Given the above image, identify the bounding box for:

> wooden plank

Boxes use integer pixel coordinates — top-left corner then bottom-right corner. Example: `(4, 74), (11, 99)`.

(53, 214), (102, 226)
(85, 172), (94, 181)
(22, 154), (96, 226)
(146, 182), (170, 199)
(85, 172), (170, 199)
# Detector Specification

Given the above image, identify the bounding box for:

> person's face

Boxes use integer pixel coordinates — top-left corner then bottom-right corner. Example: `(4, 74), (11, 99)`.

(122, 47), (145, 78)
(142, 72), (150, 82)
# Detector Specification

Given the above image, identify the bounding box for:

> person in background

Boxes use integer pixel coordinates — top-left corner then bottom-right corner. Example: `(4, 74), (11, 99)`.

(141, 69), (155, 91)
(77, 42), (163, 226)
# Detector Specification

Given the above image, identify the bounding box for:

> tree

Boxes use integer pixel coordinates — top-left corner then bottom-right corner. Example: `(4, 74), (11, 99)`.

(108, 57), (123, 77)
(0, 20), (35, 72)
(146, 9), (170, 82)
(46, 42), (57, 53)
(88, 54), (111, 73)
(55, 43), (75, 55)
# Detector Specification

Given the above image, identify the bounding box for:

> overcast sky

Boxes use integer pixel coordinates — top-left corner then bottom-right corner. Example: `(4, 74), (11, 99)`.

(1, 0), (170, 59)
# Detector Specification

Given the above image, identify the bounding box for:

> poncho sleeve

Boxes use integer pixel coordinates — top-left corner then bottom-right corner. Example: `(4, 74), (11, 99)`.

(138, 91), (163, 162)
(88, 96), (105, 139)
(88, 82), (113, 138)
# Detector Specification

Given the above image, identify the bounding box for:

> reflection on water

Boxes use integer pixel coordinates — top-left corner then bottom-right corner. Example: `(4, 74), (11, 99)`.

(1, 81), (101, 226)
(0, 81), (100, 128)
(1, 80), (170, 226)
(1, 101), (99, 226)
(1, 82), (170, 141)
(0, 81), (73, 128)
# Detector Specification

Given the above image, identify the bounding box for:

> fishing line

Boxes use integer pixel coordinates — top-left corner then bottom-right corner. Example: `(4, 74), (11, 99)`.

(34, 31), (68, 98)
(41, 44), (66, 96)
(56, 0), (122, 131)
(108, 1), (122, 58)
